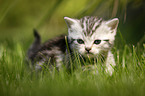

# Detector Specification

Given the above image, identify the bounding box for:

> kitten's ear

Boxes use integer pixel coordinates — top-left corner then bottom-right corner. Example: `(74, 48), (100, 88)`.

(64, 17), (79, 28)
(106, 18), (119, 30)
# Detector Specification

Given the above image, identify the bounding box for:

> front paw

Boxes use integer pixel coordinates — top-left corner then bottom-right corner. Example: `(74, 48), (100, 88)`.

(105, 66), (114, 76)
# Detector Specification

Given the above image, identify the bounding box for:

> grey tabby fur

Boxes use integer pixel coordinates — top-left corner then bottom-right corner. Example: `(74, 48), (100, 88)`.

(27, 16), (119, 75)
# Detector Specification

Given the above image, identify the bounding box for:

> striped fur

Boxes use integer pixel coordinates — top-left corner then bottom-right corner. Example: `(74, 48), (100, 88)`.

(80, 16), (102, 36)
(64, 16), (119, 75)
(27, 16), (119, 75)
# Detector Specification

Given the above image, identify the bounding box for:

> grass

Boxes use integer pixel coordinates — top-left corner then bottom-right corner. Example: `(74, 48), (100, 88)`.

(0, 0), (144, 95)
(0, 39), (144, 96)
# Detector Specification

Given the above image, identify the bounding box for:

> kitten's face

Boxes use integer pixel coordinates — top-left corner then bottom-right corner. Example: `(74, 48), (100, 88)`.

(64, 16), (119, 57)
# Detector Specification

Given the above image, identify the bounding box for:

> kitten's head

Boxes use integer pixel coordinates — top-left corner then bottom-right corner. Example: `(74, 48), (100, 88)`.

(64, 16), (119, 57)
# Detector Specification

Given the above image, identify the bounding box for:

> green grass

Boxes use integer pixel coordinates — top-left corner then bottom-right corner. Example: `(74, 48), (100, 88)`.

(0, 40), (144, 96)
(0, 0), (144, 95)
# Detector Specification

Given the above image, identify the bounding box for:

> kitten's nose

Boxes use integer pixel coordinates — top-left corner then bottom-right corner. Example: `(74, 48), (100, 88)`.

(85, 47), (91, 53)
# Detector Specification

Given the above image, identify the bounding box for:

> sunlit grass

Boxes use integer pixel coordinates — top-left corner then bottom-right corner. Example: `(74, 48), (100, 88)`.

(0, 40), (144, 96)
(0, 0), (144, 96)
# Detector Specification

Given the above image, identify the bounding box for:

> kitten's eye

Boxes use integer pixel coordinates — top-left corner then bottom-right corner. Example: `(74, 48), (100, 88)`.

(77, 39), (84, 44)
(94, 40), (101, 44)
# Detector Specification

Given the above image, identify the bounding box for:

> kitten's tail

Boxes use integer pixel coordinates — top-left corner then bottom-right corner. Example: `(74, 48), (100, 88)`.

(27, 29), (41, 60)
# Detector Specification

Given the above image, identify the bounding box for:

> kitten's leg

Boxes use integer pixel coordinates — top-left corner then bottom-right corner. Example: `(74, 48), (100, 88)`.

(35, 60), (53, 72)
(56, 54), (64, 71)
(105, 51), (116, 76)
(35, 61), (44, 71)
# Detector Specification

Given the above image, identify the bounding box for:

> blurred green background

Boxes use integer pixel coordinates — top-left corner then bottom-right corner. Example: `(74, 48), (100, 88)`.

(0, 0), (144, 47)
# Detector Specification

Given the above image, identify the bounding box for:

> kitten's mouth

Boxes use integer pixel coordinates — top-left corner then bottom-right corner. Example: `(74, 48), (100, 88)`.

(84, 52), (94, 58)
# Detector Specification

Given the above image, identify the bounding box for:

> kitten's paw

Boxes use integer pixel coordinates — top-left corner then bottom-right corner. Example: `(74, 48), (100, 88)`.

(105, 67), (114, 76)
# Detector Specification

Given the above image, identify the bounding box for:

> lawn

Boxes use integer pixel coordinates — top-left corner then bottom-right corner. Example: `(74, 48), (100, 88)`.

(0, 37), (144, 96)
(0, 0), (145, 96)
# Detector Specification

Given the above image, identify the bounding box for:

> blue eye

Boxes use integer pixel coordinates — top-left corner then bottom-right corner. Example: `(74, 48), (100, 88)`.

(94, 40), (101, 44)
(77, 39), (84, 44)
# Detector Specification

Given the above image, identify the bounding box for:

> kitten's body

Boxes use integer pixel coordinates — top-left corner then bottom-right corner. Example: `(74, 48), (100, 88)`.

(27, 16), (119, 75)
(27, 32), (66, 70)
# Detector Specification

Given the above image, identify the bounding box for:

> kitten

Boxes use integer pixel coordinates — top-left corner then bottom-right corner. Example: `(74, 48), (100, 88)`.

(27, 16), (119, 75)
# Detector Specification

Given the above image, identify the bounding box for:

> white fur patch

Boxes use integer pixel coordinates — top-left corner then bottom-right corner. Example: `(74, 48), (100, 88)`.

(64, 16), (119, 75)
